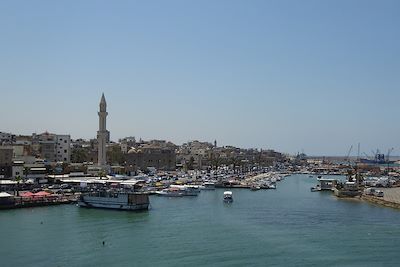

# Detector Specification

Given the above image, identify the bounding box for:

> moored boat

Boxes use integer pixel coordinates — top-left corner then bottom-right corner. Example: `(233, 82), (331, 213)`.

(169, 185), (199, 196)
(310, 185), (321, 192)
(156, 188), (183, 197)
(78, 191), (149, 211)
(223, 191), (233, 203)
(250, 185), (261, 191)
(202, 182), (216, 190)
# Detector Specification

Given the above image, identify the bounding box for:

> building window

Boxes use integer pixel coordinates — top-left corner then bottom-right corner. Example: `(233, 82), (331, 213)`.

(64, 150), (67, 153)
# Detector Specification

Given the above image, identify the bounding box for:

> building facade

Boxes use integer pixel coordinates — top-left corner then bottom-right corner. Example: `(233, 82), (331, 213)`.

(32, 132), (71, 163)
(0, 147), (13, 179)
(56, 135), (71, 163)
(125, 140), (176, 171)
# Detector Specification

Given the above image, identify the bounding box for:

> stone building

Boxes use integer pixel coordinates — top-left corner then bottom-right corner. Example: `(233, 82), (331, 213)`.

(0, 146), (13, 179)
(176, 140), (214, 170)
(125, 140), (176, 171)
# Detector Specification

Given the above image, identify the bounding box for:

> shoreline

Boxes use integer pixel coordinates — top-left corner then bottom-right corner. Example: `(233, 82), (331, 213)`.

(361, 195), (400, 210)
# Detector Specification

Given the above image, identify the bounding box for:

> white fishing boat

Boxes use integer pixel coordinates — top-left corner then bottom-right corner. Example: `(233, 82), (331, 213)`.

(156, 188), (184, 197)
(268, 184), (276, 189)
(156, 184), (200, 197)
(223, 191), (233, 203)
(78, 191), (149, 211)
(169, 185), (199, 196)
(250, 185), (261, 191)
(310, 185), (321, 192)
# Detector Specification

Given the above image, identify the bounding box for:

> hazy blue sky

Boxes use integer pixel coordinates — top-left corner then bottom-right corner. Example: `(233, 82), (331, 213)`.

(0, 0), (399, 155)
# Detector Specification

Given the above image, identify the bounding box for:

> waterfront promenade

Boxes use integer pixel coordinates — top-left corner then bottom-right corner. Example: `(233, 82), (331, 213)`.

(380, 187), (400, 204)
(362, 187), (400, 209)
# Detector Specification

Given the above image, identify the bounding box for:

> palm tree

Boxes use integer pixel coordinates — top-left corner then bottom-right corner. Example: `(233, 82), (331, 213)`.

(99, 170), (107, 179)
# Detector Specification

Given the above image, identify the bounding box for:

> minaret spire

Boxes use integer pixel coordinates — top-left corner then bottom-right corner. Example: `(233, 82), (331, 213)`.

(97, 93), (109, 166)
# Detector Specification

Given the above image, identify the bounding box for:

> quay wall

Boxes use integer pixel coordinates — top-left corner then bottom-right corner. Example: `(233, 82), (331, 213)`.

(362, 195), (400, 210)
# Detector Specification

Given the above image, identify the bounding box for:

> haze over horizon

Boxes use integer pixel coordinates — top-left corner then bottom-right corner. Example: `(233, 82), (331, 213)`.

(1, 0), (399, 156)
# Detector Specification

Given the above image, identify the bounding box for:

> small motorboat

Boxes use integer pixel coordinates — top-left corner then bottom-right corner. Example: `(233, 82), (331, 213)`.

(223, 191), (233, 203)
(250, 185), (261, 191)
(156, 188), (183, 197)
(310, 185), (321, 192)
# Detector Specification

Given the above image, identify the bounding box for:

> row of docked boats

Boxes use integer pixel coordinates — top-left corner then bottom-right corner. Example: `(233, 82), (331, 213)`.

(245, 173), (284, 190)
(156, 185), (200, 197)
(75, 172), (288, 211)
(156, 186), (234, 204)
(78, 181), (217, 211)
(156, 182), (216, 197)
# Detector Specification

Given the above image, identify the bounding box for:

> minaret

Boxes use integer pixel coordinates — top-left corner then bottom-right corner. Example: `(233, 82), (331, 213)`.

(97, 93), (109, 166)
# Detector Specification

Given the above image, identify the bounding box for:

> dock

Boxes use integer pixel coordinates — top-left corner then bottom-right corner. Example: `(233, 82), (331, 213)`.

(0, 193), (78, 210)
(362, 187), (400, 209)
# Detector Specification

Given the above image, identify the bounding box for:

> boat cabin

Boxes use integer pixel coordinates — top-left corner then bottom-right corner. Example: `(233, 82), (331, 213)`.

(317, 178), (337, 191)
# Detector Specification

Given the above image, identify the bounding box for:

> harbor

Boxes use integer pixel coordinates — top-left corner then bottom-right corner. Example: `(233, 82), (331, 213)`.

(2, 164), (400, 211)
(2, 94), (400, 212)
(0, 170), (288, 210)
(1, 1), (399, 266)
(2, 174), (400, 267)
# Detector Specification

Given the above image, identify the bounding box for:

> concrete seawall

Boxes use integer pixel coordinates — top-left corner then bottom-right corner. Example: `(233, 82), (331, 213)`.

(362, 187), (400, 210)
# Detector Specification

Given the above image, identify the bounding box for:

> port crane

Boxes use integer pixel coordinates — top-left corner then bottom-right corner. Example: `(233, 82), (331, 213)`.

(345, 145), (353, 164)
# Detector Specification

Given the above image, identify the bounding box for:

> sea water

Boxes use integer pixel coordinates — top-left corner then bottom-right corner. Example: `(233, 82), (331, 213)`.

(1, 175), (400, 266)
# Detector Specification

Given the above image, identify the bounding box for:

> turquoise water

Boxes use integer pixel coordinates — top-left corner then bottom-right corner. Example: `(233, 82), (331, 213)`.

(1, 175), (400, 267)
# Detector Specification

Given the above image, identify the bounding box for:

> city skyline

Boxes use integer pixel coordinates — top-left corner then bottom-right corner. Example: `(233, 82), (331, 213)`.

(1, 0), (399, 155)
